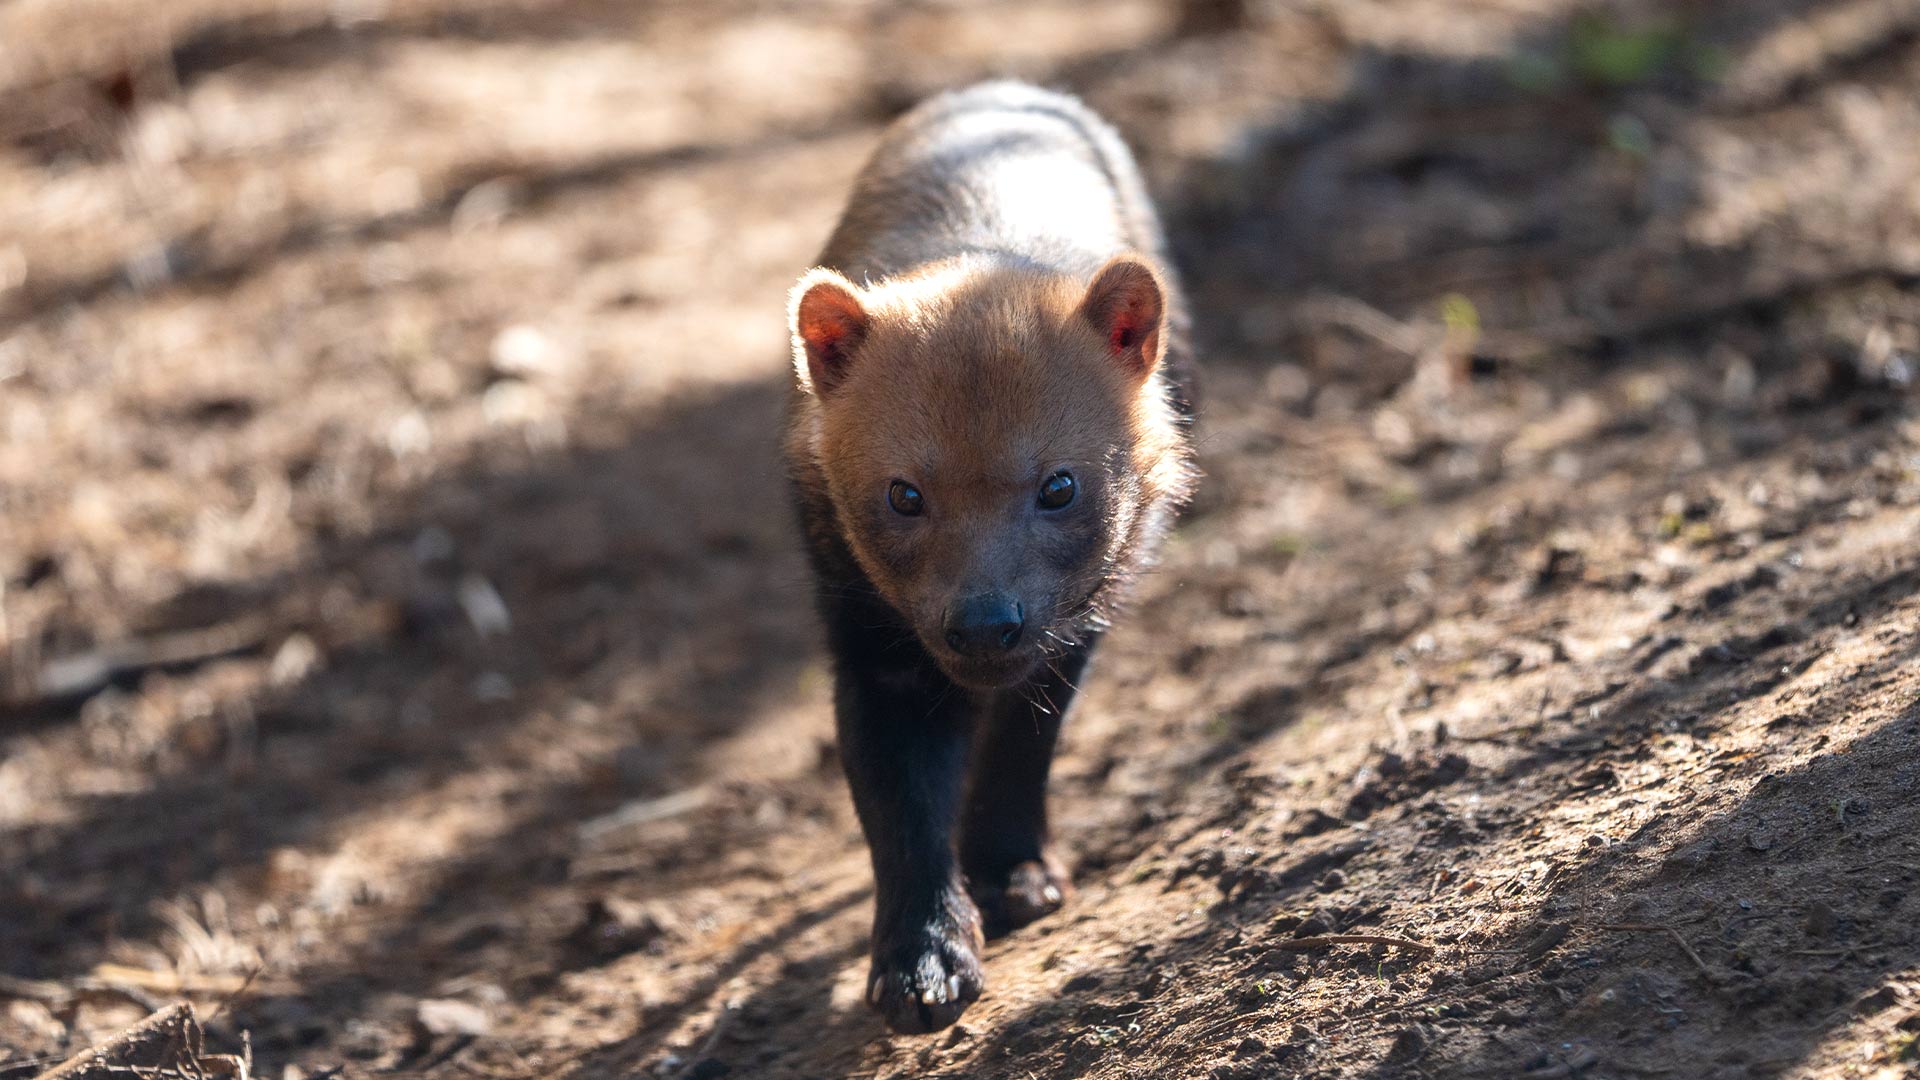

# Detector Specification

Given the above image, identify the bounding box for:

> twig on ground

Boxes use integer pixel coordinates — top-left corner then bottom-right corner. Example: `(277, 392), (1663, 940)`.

(1190, 1010), (1263, 1045)
(576, 788), (712, 845)
(665, 1003), (738, 1080)
(1593, 924), (1715, 982)
(1845, 861), (1920, 875)
(5, 619), (269, 709)
(1267, 934), (1436, 956)
(205, 967), (264, 1024)
(1520, 922), (1573, 963)
(31, 1003), (207, 1080)
(1297, 293), (1434, 356)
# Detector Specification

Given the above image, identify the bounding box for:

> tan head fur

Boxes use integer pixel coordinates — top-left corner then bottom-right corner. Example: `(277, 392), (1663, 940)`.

(788, 253), (1193, 688)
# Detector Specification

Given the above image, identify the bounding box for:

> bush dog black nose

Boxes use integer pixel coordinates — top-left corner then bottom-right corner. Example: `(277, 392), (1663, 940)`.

(943, 594), (1025, 656)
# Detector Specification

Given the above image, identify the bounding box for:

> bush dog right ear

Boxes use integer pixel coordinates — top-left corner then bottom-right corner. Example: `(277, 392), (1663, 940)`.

(1078, 254), (1166, 384)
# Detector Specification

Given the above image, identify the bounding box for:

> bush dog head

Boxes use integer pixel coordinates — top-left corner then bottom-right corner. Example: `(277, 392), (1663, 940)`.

(788, 253), (1192, 689)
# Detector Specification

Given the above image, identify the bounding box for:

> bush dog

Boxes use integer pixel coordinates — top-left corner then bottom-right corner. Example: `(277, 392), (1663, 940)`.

(784, 81), (1197, 1034)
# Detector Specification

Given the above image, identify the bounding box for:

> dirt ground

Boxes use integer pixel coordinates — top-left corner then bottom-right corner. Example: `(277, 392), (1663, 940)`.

(4, 1), (1919, 1077)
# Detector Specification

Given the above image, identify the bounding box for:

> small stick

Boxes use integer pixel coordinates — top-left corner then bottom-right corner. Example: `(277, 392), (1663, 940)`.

(206, 966), (264, 1023)
(1191, 1010), (1263, 1044)
(665, 1003), (737, 1080)
(7, 618), (269, 707)
(576, 788), (711, 844)
(32, 1003), (197, 1080)
(1297, 293), (1434, 356)
(1268, 934), (1436, 956)
(1845, 861), (1920, 875)
(1594, 923), (1715, 981)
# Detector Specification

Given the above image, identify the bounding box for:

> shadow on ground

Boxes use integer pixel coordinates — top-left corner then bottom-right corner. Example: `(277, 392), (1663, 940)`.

(6, 1), (1920, 1078)
(1, 374), (826, 1052)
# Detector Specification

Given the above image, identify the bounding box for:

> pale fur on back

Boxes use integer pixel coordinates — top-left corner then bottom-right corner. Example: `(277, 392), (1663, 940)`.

(790, 81), (1190, 461)
(817, 81), (1174, 283)
(785, 81), (1197, 631)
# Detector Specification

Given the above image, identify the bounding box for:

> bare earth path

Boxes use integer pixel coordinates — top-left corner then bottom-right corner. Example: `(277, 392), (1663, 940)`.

(3, 2), (1919, 1077)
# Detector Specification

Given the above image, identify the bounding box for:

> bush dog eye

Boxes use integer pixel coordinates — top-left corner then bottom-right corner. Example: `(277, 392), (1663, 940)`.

(887, 480), (924, 516)
(1037, 471), (1075, 510)
(783, 81), (1196, 1036)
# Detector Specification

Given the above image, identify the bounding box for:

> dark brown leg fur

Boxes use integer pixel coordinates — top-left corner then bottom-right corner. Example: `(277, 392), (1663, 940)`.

(959, 639), (1093, 938)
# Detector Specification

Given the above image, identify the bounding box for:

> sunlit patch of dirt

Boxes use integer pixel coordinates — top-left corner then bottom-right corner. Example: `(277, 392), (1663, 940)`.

(3, 1), (1918, 1077)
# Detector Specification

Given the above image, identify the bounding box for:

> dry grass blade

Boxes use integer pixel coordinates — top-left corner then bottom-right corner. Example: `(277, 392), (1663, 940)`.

(88, 965), (252, 997)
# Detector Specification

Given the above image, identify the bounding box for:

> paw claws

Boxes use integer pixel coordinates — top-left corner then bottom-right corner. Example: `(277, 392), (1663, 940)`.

(969, 857), (1072, 937)
(866, 910), (985, 1033)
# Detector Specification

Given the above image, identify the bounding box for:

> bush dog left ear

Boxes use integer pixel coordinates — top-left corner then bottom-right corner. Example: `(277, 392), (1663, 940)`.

(790, 269), (870, 397)
(1078, 255), (1166, 384)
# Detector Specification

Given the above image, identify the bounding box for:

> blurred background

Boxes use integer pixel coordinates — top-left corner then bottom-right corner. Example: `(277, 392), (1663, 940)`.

(3, 1), (1919, 1078)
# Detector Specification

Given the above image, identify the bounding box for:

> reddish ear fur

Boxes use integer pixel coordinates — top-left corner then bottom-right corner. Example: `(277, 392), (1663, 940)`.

(790, 270), (869, 396)
(1079, 255), (1165, 383)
